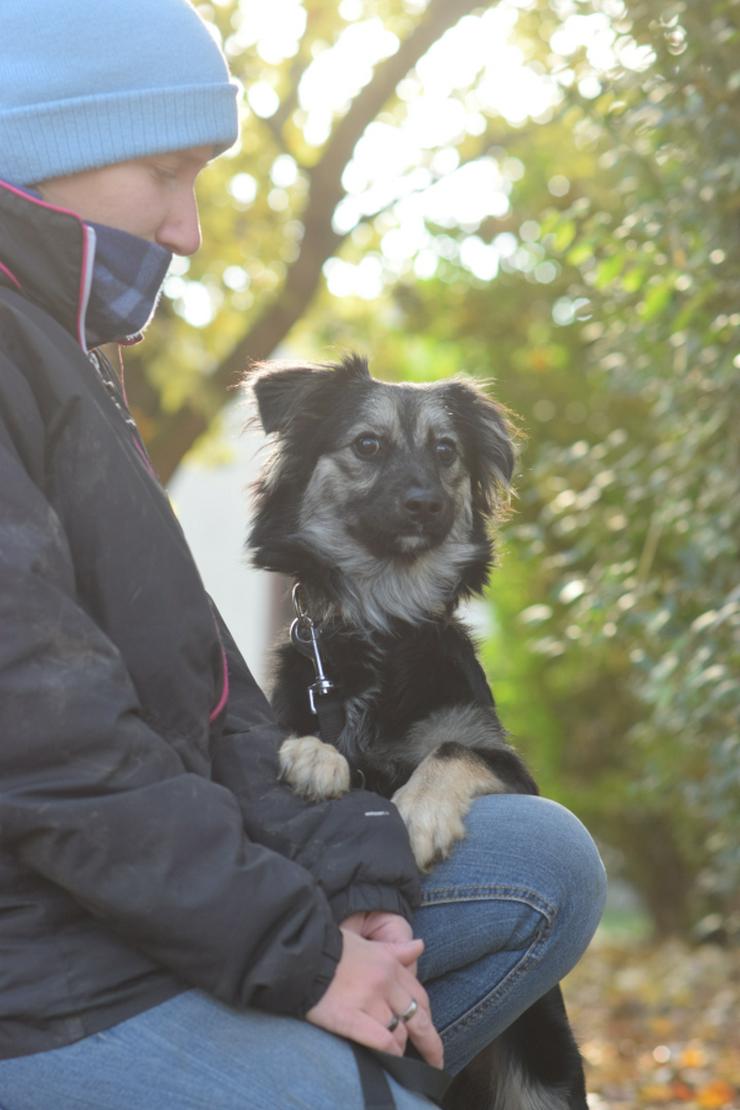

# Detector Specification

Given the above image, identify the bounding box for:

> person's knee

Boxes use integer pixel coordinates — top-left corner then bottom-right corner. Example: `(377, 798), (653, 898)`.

(464, 794), (607, 949)
(535, 798), (606, 927)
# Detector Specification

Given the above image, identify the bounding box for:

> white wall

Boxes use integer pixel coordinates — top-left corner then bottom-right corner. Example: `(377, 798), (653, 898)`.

(168, 400), (280, 691)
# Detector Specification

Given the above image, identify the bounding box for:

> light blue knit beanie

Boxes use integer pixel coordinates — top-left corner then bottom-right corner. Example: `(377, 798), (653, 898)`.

(0, 0), (240, 186)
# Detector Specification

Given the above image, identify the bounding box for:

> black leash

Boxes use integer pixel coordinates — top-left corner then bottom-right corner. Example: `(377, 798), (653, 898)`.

(354, 1046), (452, 1107)
(353, 1046), (397, 1109)
(289, 583), (452, 1109)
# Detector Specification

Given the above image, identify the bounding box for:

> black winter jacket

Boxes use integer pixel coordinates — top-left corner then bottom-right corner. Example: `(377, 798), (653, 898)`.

(0, 182), (420, 1059)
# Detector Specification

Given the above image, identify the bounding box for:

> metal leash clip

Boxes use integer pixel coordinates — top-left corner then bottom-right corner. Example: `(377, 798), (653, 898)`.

(290, 584), (336, 715)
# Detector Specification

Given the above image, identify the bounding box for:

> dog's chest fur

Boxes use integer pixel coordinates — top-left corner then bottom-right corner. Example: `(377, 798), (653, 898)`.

(270, 616), (494, 794)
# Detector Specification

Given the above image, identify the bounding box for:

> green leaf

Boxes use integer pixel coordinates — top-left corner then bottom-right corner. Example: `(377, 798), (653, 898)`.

(595, 254), (626, 289)
(639, 281), (674, 321)
(621, 266), (647, 293)
(566, 241), (594, 266)
(552, 219), (577, 252)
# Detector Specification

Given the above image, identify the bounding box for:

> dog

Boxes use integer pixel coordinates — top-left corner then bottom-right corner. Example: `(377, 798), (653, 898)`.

(246, 354), (588, 1110)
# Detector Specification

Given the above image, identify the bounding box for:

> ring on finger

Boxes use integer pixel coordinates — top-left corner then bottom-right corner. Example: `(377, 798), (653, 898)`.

(399, 998), (418, 1023)
(386, 1013), (401, 1033)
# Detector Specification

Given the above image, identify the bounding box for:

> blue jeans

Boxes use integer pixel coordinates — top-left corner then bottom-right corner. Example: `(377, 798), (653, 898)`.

(0, 796), (606, 1109)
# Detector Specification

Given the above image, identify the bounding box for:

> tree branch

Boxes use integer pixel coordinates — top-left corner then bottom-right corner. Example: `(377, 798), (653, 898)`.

(150, 0), (489, 481)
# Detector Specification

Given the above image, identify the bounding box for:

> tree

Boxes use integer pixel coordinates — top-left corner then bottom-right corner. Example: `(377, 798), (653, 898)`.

(124, 0), (495, 481)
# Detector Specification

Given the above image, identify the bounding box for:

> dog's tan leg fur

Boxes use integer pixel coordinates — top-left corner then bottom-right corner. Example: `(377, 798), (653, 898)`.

(279, 735), (351, 801)
(392, 749), (507, 869)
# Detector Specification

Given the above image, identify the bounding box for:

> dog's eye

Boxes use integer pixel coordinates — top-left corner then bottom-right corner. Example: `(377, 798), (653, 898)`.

(434, 438), (458, 466)
(353, 433), (383, 459)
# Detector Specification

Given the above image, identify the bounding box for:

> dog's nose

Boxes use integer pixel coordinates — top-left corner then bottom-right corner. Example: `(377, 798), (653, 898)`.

(404, 488), (443, 522)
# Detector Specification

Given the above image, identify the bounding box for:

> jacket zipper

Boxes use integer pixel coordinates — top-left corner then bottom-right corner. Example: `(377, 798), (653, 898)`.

(87, 349), (157, 476)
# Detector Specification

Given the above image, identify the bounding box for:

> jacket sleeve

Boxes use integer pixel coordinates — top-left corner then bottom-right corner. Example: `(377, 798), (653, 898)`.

(210, 619), (422, 924)
(0, 383), (341, 1018)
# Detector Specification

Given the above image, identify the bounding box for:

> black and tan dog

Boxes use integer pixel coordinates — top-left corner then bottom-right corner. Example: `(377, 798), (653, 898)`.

(247, 354), (588, 1110)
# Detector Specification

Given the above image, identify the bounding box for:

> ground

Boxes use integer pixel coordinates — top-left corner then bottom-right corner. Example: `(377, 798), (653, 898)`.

(564, 932), (739, 1109)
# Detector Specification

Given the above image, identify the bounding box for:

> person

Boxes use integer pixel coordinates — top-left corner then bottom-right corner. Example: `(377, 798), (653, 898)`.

(0, 2), (607, 1107)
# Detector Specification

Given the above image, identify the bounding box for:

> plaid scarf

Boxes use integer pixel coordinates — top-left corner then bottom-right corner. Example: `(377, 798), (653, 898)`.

(6, 183), (173, 349)
(85, 222), (172, 349)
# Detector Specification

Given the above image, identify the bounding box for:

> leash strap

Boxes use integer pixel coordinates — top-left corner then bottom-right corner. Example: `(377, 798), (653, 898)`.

(314, 687), (345, 745)
(353, 1045), (452, 1108)
(353, 1046), (397, 1109)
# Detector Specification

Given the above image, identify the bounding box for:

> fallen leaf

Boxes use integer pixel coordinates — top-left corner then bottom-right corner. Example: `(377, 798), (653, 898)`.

(671, 1080), (696, 1100)
(683, 1050), (706, 1069)
(640, 1083), (675, 1102)
(697, 1080), (736, 1108)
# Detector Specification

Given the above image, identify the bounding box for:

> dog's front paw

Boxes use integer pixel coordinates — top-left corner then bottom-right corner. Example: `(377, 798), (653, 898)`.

(392, 775), (467, 871)
(279, 735), (351, 801)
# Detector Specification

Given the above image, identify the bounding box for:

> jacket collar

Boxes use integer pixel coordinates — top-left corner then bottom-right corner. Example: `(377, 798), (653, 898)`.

(0, 179), (96, 350)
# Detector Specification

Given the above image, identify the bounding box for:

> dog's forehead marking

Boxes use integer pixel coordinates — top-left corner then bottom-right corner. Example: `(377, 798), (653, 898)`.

(349, 382), (455, 443)
(408, 390), (456, 442)
(349, 387), (403, 438)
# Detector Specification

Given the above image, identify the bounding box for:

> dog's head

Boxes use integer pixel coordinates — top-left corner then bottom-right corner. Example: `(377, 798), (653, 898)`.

(247, 355), (516, 628)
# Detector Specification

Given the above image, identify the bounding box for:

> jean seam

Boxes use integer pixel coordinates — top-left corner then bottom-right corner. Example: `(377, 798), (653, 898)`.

(437, 911), (554, 1043)
(421, 883), (556, 925)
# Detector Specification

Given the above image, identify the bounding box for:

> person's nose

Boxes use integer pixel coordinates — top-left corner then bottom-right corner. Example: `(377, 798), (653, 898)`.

(156, 188), (202, 256)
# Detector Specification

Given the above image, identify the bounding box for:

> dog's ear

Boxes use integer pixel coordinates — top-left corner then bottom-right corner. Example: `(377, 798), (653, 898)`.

(246, 363), (329, 434)
(441, 378), (517, 508)
(246, 355), (371, 435)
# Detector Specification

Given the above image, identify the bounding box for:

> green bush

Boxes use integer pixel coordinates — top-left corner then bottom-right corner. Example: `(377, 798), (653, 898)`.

(503, 0), (740, 938)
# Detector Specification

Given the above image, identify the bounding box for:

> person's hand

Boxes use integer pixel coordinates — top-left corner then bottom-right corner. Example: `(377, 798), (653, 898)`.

(306, 927), (443, 1068)
(341, 911), (414, 945)
(341, 911), (417, 971)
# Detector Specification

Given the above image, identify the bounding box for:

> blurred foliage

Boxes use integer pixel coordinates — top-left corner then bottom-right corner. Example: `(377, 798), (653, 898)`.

(514, 0), (740, 939)
(126, 0), (739, 937)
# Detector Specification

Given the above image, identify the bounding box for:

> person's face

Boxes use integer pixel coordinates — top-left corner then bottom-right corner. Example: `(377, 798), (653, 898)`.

(36, 145), (214, 256)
